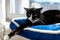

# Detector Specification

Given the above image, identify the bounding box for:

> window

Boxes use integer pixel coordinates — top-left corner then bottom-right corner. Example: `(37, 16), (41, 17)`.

(10, 0), (30, 14)
(6, 0), (60, 22)
(31, 0), (60, 12)
(6, 0), (30, 21)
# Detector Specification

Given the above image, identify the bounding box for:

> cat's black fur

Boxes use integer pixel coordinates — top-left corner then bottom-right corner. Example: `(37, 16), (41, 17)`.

(8, 8), (44, 38)
(42, 10), (60, 24)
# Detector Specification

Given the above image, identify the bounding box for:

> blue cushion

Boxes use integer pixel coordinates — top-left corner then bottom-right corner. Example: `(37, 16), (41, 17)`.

(10, 18), (60, 40)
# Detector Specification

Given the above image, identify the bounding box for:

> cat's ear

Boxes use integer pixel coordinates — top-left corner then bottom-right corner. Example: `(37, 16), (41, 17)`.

(36, 7), (43, 10)
(24, 8), (29, 11)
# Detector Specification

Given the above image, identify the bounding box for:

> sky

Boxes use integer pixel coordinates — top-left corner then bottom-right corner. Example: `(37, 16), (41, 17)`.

(33, 0), (60, 2)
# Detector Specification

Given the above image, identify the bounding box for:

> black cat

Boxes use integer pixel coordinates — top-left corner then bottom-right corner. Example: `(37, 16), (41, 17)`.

(42, 10), (60, 24)
(4, 8), (44, 40)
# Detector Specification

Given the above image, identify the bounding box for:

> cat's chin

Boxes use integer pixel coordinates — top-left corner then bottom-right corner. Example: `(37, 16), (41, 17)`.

(4, 35), (9, 40)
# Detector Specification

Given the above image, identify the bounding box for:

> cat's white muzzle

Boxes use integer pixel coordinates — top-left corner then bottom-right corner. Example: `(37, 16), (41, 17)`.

(28, 15), (39, 23)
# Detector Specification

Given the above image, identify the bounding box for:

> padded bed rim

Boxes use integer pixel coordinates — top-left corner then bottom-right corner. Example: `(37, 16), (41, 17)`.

(24, 27), (60, 34)
(11, 17), (60, 34)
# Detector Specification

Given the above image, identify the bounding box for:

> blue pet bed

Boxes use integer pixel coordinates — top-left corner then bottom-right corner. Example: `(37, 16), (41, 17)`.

(10, 18), (60, 40)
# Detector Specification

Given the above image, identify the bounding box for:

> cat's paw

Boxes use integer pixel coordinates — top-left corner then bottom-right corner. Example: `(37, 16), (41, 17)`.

(4, 35), (9, 40)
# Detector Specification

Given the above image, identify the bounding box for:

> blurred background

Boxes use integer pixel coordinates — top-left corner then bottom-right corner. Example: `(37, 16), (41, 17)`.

(0, 0), (60, 23)
(0, 0), (60, 40)
(6, 0), (60, 22)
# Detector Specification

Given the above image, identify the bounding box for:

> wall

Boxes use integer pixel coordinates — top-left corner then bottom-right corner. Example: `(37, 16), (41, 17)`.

(0, 0), (2, 24)
(0, 0), (6, 25)
(2, 0), (6, 25)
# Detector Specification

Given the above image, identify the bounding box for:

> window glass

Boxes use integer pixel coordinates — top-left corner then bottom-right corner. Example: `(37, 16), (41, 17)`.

(10, 0), (30, 14)
(31, 0), (60, 12)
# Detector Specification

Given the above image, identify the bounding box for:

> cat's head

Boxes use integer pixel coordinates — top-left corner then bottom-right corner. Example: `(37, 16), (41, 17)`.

(24, 8), (43, 22)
